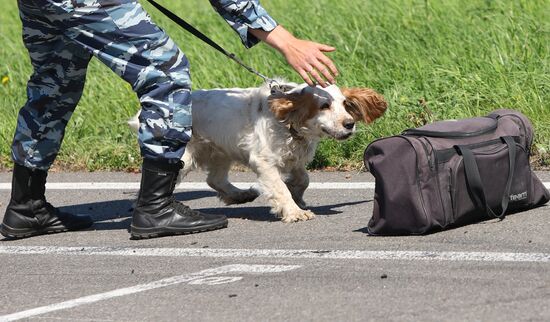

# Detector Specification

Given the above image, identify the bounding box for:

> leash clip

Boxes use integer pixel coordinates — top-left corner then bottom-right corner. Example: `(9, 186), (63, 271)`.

(268, 79), (283, 95)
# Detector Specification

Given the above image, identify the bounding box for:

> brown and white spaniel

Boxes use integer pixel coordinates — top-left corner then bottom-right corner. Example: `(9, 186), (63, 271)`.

(130, 81), (387, 222)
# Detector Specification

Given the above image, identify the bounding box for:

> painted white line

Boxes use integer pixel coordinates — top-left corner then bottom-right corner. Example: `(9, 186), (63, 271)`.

(0, 182), (376, 190)
(188, 276), (243, 285)
(0, 264), (300, 322)
(0, 246), (548, 263)
(0, 182), (548, 190)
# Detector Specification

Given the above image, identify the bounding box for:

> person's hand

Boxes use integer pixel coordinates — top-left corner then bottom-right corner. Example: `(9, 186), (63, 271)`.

(249, 25), (339, 87)
(280, 36), (338, 87)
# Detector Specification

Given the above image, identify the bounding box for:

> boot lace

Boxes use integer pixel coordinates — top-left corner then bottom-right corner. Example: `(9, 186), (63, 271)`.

(168, 197), (203, 218)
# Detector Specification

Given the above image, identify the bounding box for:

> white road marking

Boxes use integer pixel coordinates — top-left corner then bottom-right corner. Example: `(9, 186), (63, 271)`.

(0, 182), (548, 190)
(0, 264), (300, 322)
(188, 276), (243, 285)
(0, 246), (548, 263)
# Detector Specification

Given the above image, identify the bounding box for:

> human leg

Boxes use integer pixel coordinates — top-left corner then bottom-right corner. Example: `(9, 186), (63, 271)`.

(1, 1), (94, 238)
(54, 0), (227, 237)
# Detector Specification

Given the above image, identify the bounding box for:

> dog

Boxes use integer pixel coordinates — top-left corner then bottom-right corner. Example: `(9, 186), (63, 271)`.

(130, 81), (387, 222)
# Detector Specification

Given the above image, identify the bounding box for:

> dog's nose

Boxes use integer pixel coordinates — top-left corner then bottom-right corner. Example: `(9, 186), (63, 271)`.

(343, 120), (355, 130)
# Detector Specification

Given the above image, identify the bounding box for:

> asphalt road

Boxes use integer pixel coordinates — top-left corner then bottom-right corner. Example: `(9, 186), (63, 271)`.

(0, 171), (549, 322)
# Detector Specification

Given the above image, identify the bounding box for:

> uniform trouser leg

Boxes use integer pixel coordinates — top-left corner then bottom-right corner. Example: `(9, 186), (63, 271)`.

(10, 0), (227, 239)
(3, 3), (95, 238)
(13, 2), (92, 170)
(13, 0), (192, 170)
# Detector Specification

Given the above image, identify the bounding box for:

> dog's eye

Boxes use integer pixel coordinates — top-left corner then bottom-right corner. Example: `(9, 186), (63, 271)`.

(320, 103), (331, 110)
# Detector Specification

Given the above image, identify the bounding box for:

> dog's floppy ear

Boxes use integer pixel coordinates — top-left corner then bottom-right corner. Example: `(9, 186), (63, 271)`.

(268, 87), (316, 124)
(268, 92), (296, 120)
(342, 88), (387, 123)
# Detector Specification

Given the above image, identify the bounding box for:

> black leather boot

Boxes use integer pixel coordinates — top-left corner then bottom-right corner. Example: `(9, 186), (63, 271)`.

(1, 164), (93, 239)
(130, 159), (228, 239)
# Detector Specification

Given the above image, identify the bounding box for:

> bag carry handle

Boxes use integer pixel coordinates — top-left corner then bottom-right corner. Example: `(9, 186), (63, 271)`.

(455, 136), (516, 219)
(402, 115), (498, 138)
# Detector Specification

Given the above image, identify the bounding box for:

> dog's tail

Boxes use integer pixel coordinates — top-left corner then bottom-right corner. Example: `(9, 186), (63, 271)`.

(127, 112), (140, 131)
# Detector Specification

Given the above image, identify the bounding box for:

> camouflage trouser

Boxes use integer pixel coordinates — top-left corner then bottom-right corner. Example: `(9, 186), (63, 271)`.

(13, 0), (193, 170)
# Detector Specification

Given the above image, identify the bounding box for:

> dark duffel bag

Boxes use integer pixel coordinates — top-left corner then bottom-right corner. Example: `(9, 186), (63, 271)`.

(364, 109), (549, 235)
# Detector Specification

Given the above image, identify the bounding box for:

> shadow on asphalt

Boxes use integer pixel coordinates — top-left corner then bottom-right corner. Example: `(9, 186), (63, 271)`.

(48, 190), (372, 231)
(352, 206), (543, 236)
(0, 194), (372, 240)
(200, 199), (371, 222)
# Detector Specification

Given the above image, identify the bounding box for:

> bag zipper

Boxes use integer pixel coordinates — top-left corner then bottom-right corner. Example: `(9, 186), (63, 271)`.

(496, 113), (532, 154)
(396, 135), (431, 232)
(448, 167), (455, 222)
(434, 136), (524, 164)
(418, 137), (435, 171)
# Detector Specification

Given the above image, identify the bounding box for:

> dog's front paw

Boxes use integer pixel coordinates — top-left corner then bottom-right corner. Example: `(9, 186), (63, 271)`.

(281, 209), (316, 223)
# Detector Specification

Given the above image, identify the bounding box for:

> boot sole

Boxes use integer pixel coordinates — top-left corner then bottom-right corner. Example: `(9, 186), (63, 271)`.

(130, 221), (228, 239)
(0, 221), (93, 239)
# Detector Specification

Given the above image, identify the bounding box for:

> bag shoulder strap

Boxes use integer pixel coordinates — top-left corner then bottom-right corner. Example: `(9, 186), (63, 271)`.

(455, 136), (516, 219)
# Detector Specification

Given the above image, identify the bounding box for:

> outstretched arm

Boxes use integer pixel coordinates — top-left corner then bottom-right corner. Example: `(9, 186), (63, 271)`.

(210, 0), (338, 87)
(249, 25), (338, 87)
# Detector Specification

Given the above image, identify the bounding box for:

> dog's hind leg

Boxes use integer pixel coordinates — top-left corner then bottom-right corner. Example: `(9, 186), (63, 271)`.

(284, 167), (309, 209)
(206, 157), (259, 205)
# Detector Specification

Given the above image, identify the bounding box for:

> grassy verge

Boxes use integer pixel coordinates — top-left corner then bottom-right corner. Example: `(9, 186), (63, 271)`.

(1, 0), (548, 171)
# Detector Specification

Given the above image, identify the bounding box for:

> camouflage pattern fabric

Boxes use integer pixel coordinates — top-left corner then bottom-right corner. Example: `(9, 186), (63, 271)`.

(13, 0), (277, 170)
(209, 0), (278, 48)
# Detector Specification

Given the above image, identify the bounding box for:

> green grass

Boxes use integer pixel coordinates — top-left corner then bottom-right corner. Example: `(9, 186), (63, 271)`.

(1, 0), (549, 171)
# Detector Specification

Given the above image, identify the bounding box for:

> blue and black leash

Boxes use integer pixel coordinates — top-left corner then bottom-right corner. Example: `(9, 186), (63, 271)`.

(146, 0), (281, 91)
